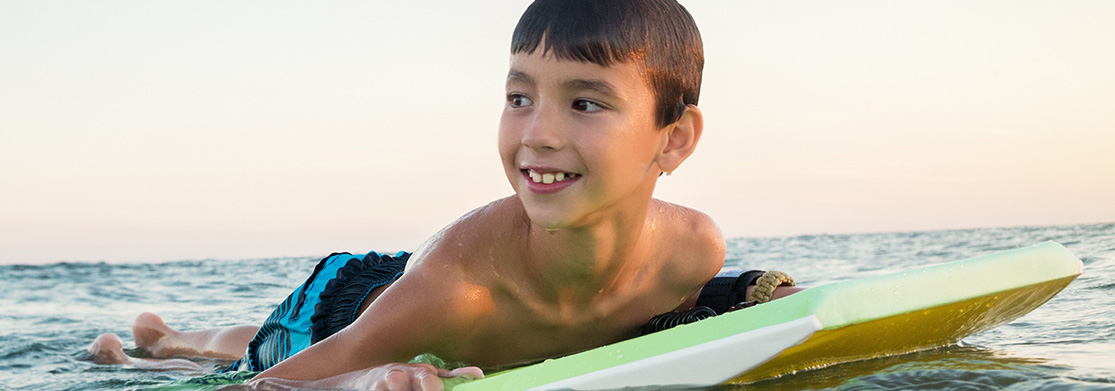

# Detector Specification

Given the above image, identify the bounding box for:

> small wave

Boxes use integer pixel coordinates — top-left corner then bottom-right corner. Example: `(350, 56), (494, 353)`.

(835, 368), (1053, 391)
(0, 341), (69, 361)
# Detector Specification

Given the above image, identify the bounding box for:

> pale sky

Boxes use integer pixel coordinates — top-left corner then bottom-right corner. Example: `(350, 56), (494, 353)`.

(2, 1), (1113, 264)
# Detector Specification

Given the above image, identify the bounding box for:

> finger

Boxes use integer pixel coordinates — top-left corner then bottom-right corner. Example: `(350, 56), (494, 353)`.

(247, 377), (299, 391)
(383, 368), (412, 391)
(416, 370), (445, 391)
(446, 366), (484, 380)
(413, 363), (438, 373)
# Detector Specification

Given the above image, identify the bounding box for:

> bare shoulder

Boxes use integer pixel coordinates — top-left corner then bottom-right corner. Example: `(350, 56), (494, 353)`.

(396, 196), (527, 313)
(652, 199), (725, 257)
(402, 196), (523, 302)
(343, 199), (521, 361)
(406, 196), (523, 272)
(272, 200), (521, 375)
(652, 199), (726, 284)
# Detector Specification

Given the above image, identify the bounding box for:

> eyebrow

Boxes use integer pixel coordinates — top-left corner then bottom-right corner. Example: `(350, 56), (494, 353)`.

(565, 79), (620, 100)
(506, 70), (535, 87)
(506, 69), (621, 100)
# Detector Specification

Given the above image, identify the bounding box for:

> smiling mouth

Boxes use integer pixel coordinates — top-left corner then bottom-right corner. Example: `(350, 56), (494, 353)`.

(523, 169), (581, 184)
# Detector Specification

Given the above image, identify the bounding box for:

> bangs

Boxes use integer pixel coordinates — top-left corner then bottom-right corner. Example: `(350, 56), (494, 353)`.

(510, 0), (650, 67)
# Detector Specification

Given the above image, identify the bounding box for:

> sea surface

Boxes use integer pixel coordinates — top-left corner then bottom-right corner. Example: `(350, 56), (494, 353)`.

(2, 222), (1113, 391)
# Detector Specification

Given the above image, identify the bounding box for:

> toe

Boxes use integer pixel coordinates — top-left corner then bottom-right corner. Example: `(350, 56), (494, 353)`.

(88, 333), (130, 365)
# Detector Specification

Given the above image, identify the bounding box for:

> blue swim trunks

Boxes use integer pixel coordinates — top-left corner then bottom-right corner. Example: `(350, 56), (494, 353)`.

(227, 251), (409, 372)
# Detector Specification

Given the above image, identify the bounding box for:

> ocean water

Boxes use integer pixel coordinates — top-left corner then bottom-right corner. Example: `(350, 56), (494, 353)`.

(2, 222), (1113, 391)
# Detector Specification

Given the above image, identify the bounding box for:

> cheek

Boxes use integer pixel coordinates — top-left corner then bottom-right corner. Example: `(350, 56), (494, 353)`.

(603, 130), (661, 177)
(610, 122), (658, 159)
(497, 118), (519, 166)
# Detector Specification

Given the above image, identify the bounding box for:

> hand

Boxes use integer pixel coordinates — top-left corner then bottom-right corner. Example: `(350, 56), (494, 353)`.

(249, 362), (484, 391)
(350, 363), (483, 391)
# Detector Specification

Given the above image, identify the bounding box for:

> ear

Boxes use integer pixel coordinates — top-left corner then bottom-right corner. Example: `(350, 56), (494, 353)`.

(656, 104), (704, 175)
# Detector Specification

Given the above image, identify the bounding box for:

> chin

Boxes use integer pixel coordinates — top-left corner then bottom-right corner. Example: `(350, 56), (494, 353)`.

(526, 213), (564, 231)
(514, 190), (592, 231)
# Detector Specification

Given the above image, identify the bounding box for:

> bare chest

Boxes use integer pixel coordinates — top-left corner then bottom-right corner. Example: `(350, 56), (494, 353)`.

(446, 291), (680, 369)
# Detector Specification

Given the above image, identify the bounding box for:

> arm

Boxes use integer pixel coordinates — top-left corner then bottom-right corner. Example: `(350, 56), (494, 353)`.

(679, 208), (804, 310)
(249, 363), (482, 391)
(251, 262), (488, 384)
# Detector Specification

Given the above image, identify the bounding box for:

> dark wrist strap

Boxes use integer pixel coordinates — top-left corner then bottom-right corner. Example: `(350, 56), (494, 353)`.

(695, 269), (765, 315)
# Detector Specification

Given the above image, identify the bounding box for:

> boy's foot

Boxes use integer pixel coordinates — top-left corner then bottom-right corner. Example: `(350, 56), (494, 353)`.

(133, 312), (176, 357)
(88, 333), (132, 365)
(88, 332), (205, 372)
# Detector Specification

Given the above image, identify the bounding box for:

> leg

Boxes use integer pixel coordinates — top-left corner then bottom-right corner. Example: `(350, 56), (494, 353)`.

(88, 333), (205, 371)
(133, 312), (259, 360)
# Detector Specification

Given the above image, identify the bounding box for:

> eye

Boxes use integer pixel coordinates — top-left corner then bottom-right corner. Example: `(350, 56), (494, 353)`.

(572, 99), (605, 113)
(507, 93), (533, 108)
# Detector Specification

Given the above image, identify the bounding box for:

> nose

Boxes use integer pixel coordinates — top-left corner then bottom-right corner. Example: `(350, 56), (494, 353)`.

(521, 104), (564, 152)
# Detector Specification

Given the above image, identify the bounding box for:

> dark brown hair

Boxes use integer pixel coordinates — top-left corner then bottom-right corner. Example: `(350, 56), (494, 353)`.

(511, 0), (704, 127)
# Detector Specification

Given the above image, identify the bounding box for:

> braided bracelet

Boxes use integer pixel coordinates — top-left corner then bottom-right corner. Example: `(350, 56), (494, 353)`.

(751, 270), (795, 304)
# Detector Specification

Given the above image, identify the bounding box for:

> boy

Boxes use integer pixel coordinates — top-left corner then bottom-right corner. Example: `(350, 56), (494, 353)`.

(88, 1), (800, 389)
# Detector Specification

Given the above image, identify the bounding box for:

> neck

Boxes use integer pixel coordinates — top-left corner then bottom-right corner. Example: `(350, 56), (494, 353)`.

(520, 199), (659, 305)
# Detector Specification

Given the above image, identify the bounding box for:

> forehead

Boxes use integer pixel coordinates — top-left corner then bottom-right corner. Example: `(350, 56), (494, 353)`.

(507, 51), (650, 99)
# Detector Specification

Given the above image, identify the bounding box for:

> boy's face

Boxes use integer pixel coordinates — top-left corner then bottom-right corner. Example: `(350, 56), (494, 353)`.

(499, 50), (665, 230)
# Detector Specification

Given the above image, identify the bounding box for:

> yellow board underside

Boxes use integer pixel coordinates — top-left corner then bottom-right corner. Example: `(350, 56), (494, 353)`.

(730, 275), (1078, 384)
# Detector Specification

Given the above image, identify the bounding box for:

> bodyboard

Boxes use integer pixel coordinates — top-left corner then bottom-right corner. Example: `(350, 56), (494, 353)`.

(450, 241), (1083, 390)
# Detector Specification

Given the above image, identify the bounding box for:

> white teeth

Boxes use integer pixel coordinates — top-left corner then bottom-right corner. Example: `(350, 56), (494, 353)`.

(527, 169), (577, 184)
